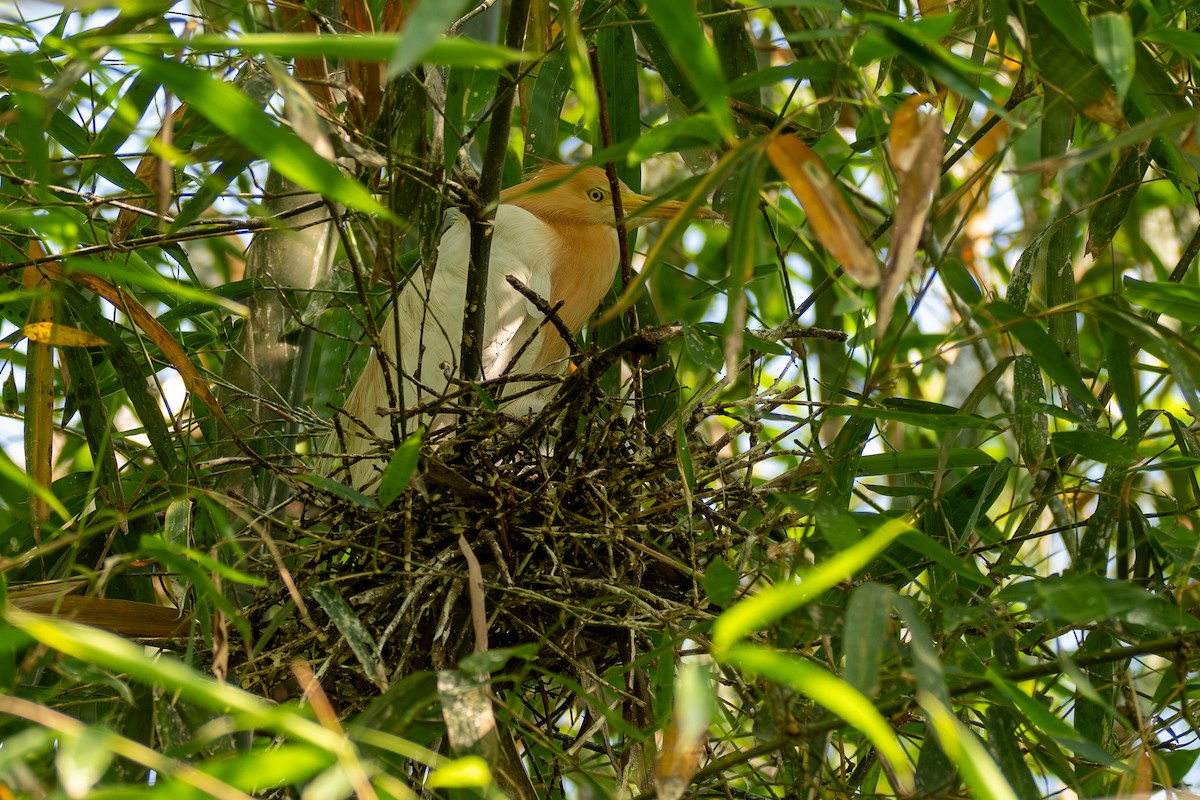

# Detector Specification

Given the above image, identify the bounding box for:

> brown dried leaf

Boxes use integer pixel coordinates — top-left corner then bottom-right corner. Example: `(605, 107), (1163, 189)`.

(277, 1), (336, 112)
(878, 95), (944, 338)
(918, 0), (952, 15)
(8, 593), (187, 639)
(33, 262), (235, 434)
(1083, 88), (1128, 128)
(655, 715), (708, 800)
(380, 0), (414, 33)
(113, 104), (187, 242)
(767, 135), (880, 288)
(343, 0), (383, 127)
(22, 243), (55, 526)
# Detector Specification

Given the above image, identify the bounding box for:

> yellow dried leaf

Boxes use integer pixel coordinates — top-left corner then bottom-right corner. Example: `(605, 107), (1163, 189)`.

(23, 321), (108, 348)
(767, 135), (880, 288)
(1082, 88), (1127, 128)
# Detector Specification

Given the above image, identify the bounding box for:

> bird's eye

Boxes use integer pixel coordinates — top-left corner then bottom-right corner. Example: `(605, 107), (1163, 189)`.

(587, 188), (607, 203)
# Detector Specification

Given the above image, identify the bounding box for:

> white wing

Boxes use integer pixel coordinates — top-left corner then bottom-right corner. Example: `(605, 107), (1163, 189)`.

(333, 205), (558, 485)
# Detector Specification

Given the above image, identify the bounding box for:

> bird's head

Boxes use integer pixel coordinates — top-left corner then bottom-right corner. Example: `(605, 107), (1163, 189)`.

(501, 165), (723, 228)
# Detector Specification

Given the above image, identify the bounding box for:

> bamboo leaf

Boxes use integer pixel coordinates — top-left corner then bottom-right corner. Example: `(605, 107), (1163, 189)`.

(378, 430), (423, 507)
(842, 582), (895, 697)
(310, 583), (389, 692)
(767, 135), (881, 287)
(712, 517), (912, 654)
(640, 0), (735, 139)
(978, 300), (1101, 410)
(387, 0), (473, 78)
(1092, 13), (1136, 106)
(1013, 355), (1049, 472)
(118, 52), (394, 220)
(725, 644), (914, 793)
(921, 694), (1019, 800)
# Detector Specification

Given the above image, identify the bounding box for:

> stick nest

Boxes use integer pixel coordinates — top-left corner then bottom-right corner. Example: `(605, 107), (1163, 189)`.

(236, 329), (811, 713)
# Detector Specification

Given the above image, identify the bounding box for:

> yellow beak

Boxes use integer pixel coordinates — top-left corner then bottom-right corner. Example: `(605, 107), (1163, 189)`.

(619, 191), (724, 226)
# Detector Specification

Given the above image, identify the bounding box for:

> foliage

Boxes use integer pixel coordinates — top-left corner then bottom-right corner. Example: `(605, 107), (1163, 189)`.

(2, 0), (1200, 798)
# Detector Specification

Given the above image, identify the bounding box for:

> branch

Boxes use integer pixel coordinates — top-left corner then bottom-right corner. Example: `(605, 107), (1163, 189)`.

(460, 0), (531, 384)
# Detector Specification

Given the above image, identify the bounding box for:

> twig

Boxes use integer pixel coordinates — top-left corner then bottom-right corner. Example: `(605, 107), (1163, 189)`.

(449, 0), (499, 34)
(506, 274), (580, 358)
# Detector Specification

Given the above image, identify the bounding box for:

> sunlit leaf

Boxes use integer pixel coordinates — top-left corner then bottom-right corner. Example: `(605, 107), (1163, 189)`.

(712, 517), (913, 654)
(726, 644), (914, 792)
(921, 694), (1018, 800)
(22, 322), (107, 348)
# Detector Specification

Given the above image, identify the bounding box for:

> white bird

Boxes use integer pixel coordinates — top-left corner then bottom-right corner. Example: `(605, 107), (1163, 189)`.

(330, 164), (720, 487)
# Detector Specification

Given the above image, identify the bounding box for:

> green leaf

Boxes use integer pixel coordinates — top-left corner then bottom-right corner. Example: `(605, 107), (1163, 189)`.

(141, 536), (266, 588)
(159, 744), (335, 797)
(702, 558), (738, 608)
(562, 10), (598, 136)
(1050, 430), (1139, 465)
(1158, 336), (1200, 421)
(378, 430), (423, 507)
(1102, 328), (1138, 446)
(825, 405), (999, 433)
(7, 612), (340, 749)
(1123, 277), (1200, 327)
(1086, 149), (1146, 257)
(310, 583), (389, 691)
(985, 706), (1045, 800)
(921, 694), (1018, 800)
(978, 300), (1100, 410)
(427, 755), (492, 789)
(984, 672), (1123, 766)
(295, 474), (380, 509)
(1013, 355), (1049, 472)
(842, 582), (895, 697)
(940, 259), (983, 306)
(1092, 13), (1136, 105)
(525, 49), (573, 162)
(97, 32), (531, 68)
(118, 52), (394, 220)
(999, 575), (1199, 633)
(1025, 3), (1116, 125)
(7, 52), (50, 185)
(387, 0), (472, 78)
(895, 530), (991, 587)
(56, 728), (113, 798)
(892, 595), (950, 707)
(724, 644), (914, 792)
(856, 448), (996, 476)
(640, 0), (735, 139)
(711, 517), (912, 654)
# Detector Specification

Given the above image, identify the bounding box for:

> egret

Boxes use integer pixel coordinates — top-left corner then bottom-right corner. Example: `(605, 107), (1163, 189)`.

(331, 164), (721, 487)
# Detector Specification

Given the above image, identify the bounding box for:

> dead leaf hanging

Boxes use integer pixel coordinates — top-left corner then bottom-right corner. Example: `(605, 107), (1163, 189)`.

(878, 95), (944, 339)
(767, 135), (881, 288)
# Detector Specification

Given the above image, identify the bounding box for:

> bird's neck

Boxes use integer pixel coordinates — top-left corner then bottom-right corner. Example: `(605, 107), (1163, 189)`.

(544, 221), (620, 333)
